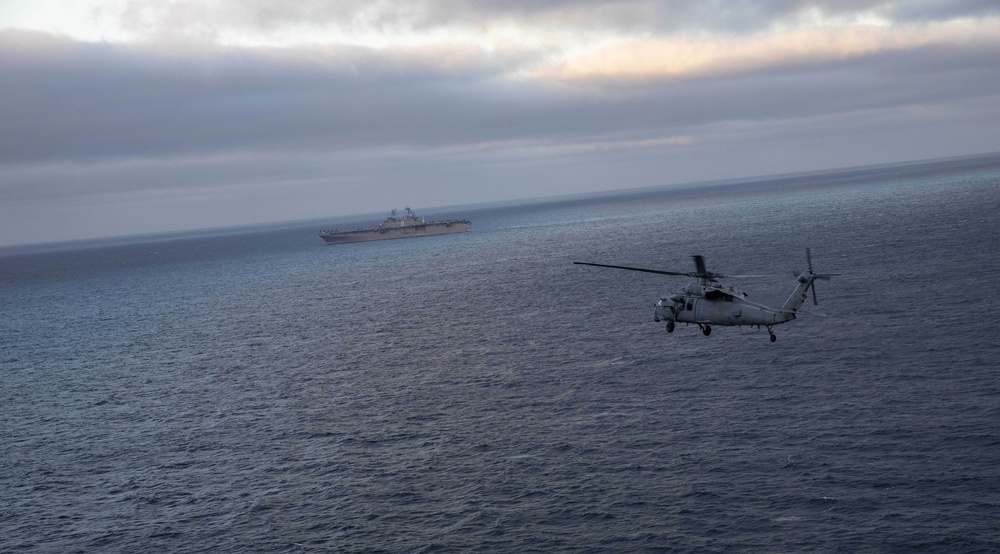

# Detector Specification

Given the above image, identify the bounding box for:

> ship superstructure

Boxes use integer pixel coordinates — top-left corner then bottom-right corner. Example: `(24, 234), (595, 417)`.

(319, 207), (471, 244)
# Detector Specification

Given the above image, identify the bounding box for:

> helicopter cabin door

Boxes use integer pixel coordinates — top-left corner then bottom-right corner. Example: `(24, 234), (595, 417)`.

(694, 297), (711, 322)
(694, 293), (731, 322)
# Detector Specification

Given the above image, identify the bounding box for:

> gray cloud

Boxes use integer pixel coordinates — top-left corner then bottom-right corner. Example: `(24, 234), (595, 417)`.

(111, 0), (999, 38)
(3, 29), (998, 169)
(887, 0), (1000, 22)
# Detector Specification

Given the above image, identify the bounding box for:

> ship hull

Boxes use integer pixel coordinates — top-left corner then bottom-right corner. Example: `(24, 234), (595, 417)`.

(321, 221), (470, 244)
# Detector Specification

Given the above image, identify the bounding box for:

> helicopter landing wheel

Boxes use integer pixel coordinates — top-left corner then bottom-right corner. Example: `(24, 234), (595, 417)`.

(769, 333), (776, 343)
(666, 320), (674, 333)
(702, 325), (712, 336)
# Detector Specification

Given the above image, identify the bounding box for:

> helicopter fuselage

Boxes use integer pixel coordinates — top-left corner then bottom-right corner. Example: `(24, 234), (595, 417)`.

(654, 284), (796, 328)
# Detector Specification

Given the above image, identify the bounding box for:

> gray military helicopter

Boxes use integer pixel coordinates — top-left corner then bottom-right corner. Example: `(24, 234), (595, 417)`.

(574, 249), (837, 342)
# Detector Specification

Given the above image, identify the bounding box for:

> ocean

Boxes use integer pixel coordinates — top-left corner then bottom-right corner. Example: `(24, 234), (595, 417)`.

(3, 155), (1000, 552)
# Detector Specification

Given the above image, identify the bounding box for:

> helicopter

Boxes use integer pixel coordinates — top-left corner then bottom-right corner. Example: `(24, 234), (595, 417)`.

(574, 249), (838, 342)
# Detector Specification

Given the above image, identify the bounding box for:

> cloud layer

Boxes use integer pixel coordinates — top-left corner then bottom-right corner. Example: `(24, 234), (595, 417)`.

(1, 1), (999, 245)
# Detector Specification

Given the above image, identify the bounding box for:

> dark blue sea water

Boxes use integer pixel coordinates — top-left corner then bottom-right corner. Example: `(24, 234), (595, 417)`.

(3, 155), (1000, 553)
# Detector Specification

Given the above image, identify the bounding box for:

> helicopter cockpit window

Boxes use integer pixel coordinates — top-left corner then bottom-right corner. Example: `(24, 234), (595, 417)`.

(686, 300), (693, 311)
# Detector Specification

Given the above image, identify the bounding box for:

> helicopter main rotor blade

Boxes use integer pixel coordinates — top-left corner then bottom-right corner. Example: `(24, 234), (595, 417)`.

(726, 273), (778, 278)
(693, 255), (708, 276)
(573, 262), (693, 277)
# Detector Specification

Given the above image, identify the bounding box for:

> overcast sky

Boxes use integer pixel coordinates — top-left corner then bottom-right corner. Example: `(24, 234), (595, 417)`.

(2, 1), (999, 246)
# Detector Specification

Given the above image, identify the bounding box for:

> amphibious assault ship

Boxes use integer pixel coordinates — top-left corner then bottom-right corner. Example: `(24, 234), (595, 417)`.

(319, 207), (471, 244)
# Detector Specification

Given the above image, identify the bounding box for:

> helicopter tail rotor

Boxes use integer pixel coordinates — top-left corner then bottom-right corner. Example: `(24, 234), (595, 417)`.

(807, 248), (818, 305)
(782, 249), (840, 312)
(804, 247), (839, 305)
